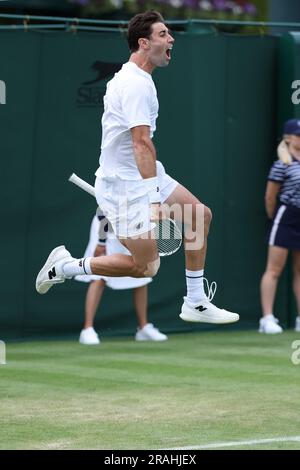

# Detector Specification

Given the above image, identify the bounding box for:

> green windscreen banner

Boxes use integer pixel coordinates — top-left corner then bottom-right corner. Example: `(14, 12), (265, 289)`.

(0, 29), (292, 337)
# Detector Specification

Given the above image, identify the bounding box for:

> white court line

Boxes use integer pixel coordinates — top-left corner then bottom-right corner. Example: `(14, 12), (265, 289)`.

(163, 435), (300, 450)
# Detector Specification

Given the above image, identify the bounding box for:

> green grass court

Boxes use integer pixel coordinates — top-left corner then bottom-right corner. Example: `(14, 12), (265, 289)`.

(1, 330), (300, 450)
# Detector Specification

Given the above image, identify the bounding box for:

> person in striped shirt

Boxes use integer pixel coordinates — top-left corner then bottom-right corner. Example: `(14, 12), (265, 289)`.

(260, 119), (300, 334)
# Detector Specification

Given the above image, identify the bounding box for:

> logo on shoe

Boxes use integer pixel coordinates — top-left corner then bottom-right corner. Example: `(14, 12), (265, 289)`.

(79, 259), (83, 267)
(48, 267), (56, 280)
(195, 305), (207, 312)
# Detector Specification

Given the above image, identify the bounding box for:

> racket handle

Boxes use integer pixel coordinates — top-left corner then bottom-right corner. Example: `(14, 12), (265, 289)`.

(68, 173), (95, 197)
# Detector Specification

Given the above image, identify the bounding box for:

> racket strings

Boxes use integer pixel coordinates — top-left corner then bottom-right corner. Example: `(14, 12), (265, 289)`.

(154, 219), (182, 256)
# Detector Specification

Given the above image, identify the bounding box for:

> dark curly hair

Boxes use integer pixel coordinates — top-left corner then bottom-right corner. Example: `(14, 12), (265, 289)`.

(127, 10), (165, 53)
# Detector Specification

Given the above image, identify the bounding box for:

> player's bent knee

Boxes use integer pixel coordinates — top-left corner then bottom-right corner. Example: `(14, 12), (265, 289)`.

(143, 257), (160, 277)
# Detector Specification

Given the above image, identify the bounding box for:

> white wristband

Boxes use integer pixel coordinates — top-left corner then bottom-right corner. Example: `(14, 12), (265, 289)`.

(144, 176), (161, 204)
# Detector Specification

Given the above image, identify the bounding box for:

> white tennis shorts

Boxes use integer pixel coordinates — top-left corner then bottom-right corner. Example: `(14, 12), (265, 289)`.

(95, 161), (178, 238)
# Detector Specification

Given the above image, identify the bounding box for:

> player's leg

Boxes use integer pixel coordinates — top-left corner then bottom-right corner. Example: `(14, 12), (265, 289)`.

(165, 183), (211, 270)
(36, 236), (159, 294)
(164, 183), (239, 324)
(259, 245), (287, 333)
(122, 236), (160, 277)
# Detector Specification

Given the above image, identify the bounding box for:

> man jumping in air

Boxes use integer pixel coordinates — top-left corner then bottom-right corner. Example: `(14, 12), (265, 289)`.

(36, 11), (239, 325)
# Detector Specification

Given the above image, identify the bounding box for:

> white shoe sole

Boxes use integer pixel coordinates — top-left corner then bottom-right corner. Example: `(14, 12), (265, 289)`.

(79, 339), (100, 345)
(259, 327), (283, 334)
(36, 245), (68, 294)
(179, 305), (239, 324)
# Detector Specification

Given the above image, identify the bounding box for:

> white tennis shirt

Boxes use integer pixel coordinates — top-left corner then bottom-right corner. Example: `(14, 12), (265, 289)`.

(95, 61), (159, 180)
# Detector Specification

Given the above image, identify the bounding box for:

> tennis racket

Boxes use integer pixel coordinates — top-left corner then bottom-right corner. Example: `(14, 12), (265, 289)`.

(68, 173), (182, 257)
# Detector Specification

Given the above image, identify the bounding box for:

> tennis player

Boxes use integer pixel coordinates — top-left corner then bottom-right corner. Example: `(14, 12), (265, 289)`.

(36, 11), (239, 325)
(76, 211), (167, 344)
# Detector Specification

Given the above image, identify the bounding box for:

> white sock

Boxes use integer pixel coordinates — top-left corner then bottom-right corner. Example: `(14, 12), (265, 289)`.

(63, 257), (93, 277)
(185, 269), (206, 305)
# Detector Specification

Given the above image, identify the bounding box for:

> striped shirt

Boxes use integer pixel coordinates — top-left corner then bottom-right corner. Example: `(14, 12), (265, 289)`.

(268, 158), (300, 209)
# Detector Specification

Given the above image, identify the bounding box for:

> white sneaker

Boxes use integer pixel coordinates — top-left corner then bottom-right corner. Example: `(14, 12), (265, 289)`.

(179, 297), (239, 324)
(135, 323), (168, 342)
(79, 327), (100, 345)
(295, 317), (300, 332)
(36, 245), (73, 294)
(259, 315), (283, 334)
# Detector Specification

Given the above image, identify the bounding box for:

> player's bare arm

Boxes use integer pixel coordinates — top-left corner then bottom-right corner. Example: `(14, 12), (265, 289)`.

(131, 125), (161, 220)
(131, 125), (157, 178)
